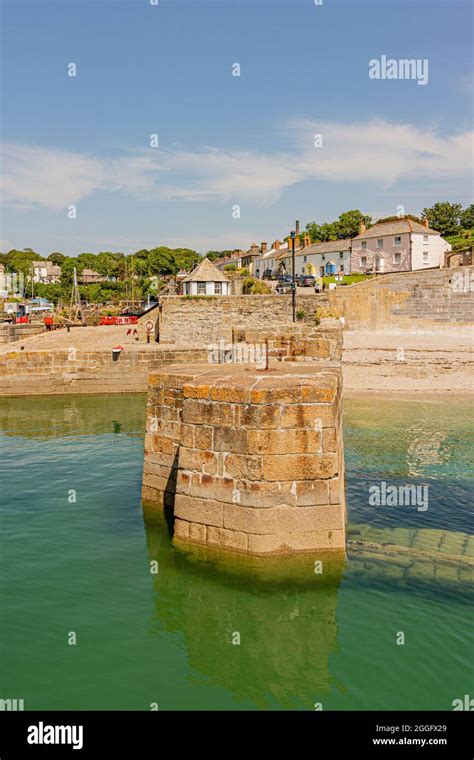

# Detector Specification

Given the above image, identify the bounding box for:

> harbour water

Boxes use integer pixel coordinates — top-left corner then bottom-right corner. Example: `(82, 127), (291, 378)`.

(0, 394), (472, 710)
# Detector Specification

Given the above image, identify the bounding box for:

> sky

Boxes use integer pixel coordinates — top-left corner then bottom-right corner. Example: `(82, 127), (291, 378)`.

(1, 0), (473, 256)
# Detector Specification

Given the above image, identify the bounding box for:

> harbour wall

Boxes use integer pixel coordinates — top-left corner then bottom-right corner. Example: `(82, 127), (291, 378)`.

(0, 322), (341, 396)
(0, 347), (208, 396)
(0, 322), (45, 344)
(156, 267), (474, 342)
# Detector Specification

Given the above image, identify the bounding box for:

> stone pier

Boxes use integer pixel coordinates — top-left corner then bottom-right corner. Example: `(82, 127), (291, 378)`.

(142, 361), (345, 556)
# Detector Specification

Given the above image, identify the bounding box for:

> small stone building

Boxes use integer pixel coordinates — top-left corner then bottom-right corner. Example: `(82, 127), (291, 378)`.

(182, 258), (230, 296)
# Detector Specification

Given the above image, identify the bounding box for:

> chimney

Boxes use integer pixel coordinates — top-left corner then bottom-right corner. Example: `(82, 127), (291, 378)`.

(295, 220), (300, 236)
(423, 216), (429, 229)
(359, 220), (367, 234)
(273, 240), (280, 251)
(250, 243), (259, 256)
(261, 242), (268, 255)
(303, 233), (311, 248)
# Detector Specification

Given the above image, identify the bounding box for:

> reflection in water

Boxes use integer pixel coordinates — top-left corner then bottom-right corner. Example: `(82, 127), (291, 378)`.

(144, 512), (344, 709)
(0, 394), (147, 439)
(406, 428), (447, 477)
(0, 393), (472, 710)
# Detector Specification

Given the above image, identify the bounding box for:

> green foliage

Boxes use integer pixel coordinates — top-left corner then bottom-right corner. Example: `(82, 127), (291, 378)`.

(445, 230), (474, 252)
(48, 252), (66, 264)
(224, 264), (237, 271)
(206, 250), (232, 261)
(33, 283), (62, 303)
(182, 295), (217, 301)
(460, 204), (474, 229)
(422, 202), (463, 237)
(375, 214), (422, 225)
(4, 249), (40, 277)
(306, 210), (372, 242)
(296, 309), (305, 321)
(242, 277), (270, 294)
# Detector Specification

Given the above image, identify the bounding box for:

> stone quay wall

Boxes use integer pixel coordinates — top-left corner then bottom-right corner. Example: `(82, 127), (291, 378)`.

(156, 267), (474, 343)
(0, 322), (45, 345)
(0, 346), (207, 396)
(142, 362), (345, 556)
(325, 266), (474, 330)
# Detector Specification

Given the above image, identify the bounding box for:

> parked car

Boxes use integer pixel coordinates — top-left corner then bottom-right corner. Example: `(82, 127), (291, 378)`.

(262, 269), (274, 280)
(297, 274), (316, 287)
(277, 274), (293, 284)
(276, 280), (294, 294)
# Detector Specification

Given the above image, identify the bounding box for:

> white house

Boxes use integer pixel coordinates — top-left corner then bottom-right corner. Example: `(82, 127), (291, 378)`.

(293, 239), (352, 277)
(32, 260), (62, 284)
(182, 258), (230, 295)
(351, 218), (451, 273)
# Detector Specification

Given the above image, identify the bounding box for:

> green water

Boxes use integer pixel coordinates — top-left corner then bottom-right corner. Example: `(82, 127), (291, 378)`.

(0, 394), (472, 711)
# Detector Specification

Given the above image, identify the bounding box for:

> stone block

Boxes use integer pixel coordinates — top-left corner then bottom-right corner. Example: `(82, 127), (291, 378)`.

(262, 453), (337, 481)
(174, 494), (224, 527)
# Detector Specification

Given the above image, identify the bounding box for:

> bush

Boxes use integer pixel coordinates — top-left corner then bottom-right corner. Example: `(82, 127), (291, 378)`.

(243, 277), (271, 295)
(224, 264), (237, 271)
(296, 309), (305, 321)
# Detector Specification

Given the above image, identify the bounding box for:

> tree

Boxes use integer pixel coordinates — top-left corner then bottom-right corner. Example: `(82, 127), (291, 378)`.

(5, 249), (39, 277)
(77, 252), (98, 268)
(305, 210), (371, 242)
(376, 214), (422, 225)
(460, 204), (474, 230)
(422, 202), (462, 237)
(48, 252), (66, 264)
(335, 210), (372, 239)
(206, 250), (232, 261)
(148, 247), (178, 276)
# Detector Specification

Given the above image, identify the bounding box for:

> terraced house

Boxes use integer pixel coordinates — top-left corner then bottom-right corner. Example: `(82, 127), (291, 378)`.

(254, 217), (452, 279)
(351, 218), (451, 274)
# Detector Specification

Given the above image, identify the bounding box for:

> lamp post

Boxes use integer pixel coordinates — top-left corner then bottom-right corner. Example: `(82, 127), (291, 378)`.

(290, 230), (296, 322)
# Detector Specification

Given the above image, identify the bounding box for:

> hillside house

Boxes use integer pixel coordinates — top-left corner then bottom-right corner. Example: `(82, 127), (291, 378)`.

(32, 261), (62, 284)
(351, 218), (451, 274)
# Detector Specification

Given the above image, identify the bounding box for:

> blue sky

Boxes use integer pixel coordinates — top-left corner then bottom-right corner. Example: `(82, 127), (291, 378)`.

(1, 0), (472, 256)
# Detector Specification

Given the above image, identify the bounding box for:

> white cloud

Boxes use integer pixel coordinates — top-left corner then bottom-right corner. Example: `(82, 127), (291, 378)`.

(2, 120), (472, 211)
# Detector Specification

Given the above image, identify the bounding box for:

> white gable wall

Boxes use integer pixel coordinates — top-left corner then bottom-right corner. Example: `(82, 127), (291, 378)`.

(411, 233), (451, 270)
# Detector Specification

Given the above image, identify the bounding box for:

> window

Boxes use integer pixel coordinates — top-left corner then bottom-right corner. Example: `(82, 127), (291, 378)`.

(339, 264), (344, 272)
(393, 252), (401, 265)
(321, 255), (325, 261)
(422, 251), (429, 263)
(304, 256), (307, 263)
(361, 241), (367, 251)
(377, 238), (383, 249)
(339, 252), (344, 259)
(197, 282), (206, 294)
(423, 235), (429, 242)
(360, 256), (367, 267)
(214, 282), (222, 294)
(394, 236), (401, 246)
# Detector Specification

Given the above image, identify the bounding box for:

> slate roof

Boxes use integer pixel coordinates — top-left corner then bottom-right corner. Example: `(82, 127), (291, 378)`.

(354, 219), (440, 240)
(182, 258), (230, 283)
(295, 239), (352, 257)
